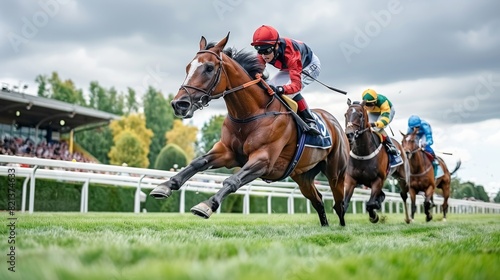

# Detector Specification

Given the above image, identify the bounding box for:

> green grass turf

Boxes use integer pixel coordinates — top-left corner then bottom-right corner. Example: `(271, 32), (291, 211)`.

(0, 212), (499, 280)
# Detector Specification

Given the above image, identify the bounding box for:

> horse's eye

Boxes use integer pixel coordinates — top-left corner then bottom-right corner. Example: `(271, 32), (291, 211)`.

(205, 64), (214, 73)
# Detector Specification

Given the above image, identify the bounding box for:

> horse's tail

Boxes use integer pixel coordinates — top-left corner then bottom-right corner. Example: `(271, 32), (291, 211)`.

(450, 158), (461, 176)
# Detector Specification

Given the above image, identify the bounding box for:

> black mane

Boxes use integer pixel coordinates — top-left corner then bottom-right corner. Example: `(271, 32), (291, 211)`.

(205, 42), (265, 79)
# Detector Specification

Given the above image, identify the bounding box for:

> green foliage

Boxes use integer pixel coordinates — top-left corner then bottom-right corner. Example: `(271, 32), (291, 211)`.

(108, 130), (149, 168)
(143, 87), (174, 168)
(154, 144), (188, 171)
(37, 72), (87, 106)
(199, 114), (225, 154)
(166, 120), (198, 161)
(88, 81), (125, 115)
(125, 87), (139, 114)
(74, 126), (113, 164)
(494, 191), (500, 203)
(451, 179), (491, 201)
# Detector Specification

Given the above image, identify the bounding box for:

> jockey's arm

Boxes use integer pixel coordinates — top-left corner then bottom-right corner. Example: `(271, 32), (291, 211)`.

(374, 101), (391, 128)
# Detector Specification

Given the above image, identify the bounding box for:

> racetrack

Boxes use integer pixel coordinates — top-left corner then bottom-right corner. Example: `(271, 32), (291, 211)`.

(1, 212), (499, 280)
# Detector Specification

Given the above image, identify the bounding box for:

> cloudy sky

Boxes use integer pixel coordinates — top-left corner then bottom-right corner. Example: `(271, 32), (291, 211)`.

(1, 0), (499, 195)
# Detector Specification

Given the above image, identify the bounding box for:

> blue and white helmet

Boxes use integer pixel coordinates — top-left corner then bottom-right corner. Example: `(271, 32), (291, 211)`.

(408, 115), (422, 129)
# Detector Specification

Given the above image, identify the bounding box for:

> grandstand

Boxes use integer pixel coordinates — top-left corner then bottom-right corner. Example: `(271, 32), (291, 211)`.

(0, 86), (120, 162)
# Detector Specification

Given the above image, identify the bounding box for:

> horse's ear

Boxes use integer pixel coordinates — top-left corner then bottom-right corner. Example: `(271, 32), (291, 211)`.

(361, 100), (366, 106)
(399, 130), (405, 137)
(214, 32), (230, 51)
(347, 98), (351, 106)
(200, 36), (207, 50)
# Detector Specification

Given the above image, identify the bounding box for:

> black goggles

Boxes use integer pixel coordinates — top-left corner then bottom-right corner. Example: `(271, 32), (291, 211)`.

(255, 45), (274, 55)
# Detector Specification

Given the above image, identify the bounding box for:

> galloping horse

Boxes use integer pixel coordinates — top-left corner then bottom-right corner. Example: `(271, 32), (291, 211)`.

(401, 129), (461, 222)
(150, 33), (350, 227)
(344, 100), (411, 223)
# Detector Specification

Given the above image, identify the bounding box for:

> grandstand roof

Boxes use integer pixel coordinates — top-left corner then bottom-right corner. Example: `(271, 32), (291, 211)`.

(0, 88), (120, 133)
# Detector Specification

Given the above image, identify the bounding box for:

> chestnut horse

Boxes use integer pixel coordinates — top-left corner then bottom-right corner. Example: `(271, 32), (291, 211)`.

(344, 100), (411, 223)
(150, 33), (350, 227)
(401, 129), (461, 222)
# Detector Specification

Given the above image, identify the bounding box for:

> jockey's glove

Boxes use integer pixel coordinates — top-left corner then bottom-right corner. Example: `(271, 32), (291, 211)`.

(370, 122), (377, 127)
(270, 85), (284, 95)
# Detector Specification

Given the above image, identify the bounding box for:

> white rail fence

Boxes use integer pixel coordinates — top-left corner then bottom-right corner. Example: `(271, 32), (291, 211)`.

(1, 155), (499, 215)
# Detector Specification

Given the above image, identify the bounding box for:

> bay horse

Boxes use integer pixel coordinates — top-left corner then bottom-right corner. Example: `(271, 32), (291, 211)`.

(344, 99), (411, 223)
(149, 33), (350, 227)
(401, 129), (461, 222)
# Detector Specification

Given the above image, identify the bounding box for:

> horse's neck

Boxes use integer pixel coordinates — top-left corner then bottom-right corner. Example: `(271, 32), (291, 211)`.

(223, 63), (274, 119)
(352, 129), (379, 155)
(409, 151), (429, 173)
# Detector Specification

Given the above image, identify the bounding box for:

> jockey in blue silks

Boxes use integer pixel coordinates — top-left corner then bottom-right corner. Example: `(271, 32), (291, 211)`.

(407, 115), (439, 174)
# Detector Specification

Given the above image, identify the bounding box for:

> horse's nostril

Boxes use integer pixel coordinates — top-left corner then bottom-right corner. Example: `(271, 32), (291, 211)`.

(172, 100), (191, 110)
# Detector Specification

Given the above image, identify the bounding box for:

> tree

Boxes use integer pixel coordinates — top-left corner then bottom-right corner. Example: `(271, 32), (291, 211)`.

(109, 114), (153, 157)
(154, 144), (188, 171)
(88, 81), (125, 115)
(125, 87), (139, 114)
(50, 72), (86, 105)
(108, 130), (148, 167)
(35, 74), (49, 98)
(199, 114), (225, 155)
(143, 87), (174, 168)
(165, 120), (198, 161)
(74, 126), (113, 164)
(494, 191), (500, 203)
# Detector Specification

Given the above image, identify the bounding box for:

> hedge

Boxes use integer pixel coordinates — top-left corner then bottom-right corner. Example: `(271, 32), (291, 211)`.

(0, 176), (315, 214)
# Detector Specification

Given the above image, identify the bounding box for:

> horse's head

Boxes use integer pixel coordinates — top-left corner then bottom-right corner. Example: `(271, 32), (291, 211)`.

(171, 33), (231, 118)
(400, 128), (422, 159)
(344, 99), (369, 145)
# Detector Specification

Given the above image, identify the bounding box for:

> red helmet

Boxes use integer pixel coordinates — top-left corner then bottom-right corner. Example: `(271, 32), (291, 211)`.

(251, 25), (280, 46)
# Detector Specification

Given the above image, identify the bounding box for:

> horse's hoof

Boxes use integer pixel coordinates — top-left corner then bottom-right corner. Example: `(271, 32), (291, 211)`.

(369, 214), (379, 223)
(426, 215), (433, 222)
(149, 184), (172, 199)
(190, 203), (213, 219)
(405, 219), (411, 224)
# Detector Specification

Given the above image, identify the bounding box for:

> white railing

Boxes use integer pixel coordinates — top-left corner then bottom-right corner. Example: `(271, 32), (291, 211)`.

(1, 155), (499, 215)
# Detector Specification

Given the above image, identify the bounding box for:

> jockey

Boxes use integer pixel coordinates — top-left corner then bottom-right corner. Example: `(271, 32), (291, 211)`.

(407, 115), (439, 172)
(361, 89), (403, 167)
(251, 24), (320, 135)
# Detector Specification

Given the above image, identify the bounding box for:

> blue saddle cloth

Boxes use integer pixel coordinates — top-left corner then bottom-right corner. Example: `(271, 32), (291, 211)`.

(265, 112), (332, 183)
(303, 112), (332, 149)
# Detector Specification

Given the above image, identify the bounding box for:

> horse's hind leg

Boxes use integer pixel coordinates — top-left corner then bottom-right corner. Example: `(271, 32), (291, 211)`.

(440, 182), (450, 221)
(293, 169), (329, 227)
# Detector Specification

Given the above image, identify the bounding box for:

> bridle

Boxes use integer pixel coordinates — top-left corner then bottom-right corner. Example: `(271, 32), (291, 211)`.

(179, 50), (225, 111)
(345, 105), (371, 140)
(345, 104), (381, 160)
(178, 49), (266, 113)
(404, 134), (432, 176)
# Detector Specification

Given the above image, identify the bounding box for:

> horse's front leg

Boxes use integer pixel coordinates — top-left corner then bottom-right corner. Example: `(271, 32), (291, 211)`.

(191, 154), (269, 219)
(398, 180), (411, 224)
(150, 143), (234, 199)
(409, 187), (417, 221)
(342, 175), (357, 215)
(424, 185), (434, 222)
(366, 177), (384, 223)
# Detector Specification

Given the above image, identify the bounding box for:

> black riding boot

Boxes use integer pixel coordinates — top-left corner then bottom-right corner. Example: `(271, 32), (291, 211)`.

(384, 137), (398, 155)
(299, 109), (320, 135)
